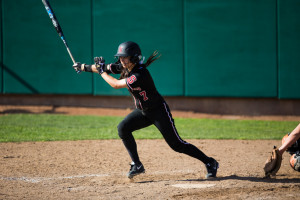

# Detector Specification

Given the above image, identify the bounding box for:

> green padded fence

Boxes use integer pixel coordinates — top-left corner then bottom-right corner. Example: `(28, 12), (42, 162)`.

(0, 0), (299, 99)
(278, 0), (300, 99)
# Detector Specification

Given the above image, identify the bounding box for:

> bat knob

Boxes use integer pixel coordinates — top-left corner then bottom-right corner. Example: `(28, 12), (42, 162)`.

(76, 70), (82, 74)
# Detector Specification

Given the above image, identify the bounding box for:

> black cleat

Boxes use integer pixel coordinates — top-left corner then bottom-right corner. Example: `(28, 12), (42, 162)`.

(127, 162), (145, 179)
(205, 158), (219, 178)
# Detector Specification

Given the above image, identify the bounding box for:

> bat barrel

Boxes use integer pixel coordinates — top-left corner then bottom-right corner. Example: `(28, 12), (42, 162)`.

(42, 0), (78, 71)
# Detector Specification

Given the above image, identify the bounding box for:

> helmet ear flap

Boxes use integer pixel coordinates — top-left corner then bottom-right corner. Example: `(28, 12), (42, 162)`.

(130, 54), (141, 64)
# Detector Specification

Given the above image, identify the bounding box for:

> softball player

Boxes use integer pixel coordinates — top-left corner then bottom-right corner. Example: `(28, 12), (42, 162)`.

(279, 123), (300, 171)
(279, 123), (300, 156)
(73, 41), (219, 179)
(264, 123), (300, 176)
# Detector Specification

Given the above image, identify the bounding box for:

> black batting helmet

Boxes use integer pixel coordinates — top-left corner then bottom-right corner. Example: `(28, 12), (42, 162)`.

(115, 41), (142, 64)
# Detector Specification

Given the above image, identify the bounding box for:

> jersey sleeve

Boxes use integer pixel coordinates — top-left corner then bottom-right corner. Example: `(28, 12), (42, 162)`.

(126, 72), (141, 90)
(107, 63), (123, 74)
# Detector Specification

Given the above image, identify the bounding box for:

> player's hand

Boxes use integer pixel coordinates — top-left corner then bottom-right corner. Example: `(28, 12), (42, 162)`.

(94, 57), (106, 74)
(72, 62), (82, 72)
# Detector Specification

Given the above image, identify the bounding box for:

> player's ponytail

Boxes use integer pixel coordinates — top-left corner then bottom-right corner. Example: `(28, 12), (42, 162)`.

(119, 51), (161, 79)
(144, 51), (161, 68)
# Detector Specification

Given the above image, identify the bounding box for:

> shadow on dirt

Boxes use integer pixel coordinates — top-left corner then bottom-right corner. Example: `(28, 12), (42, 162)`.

(0, 106), (66, 115)
(180, 174), (300, 184)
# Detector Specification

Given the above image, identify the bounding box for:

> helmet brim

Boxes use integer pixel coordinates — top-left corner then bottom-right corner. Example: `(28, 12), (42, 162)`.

(114, 53), (128, 57)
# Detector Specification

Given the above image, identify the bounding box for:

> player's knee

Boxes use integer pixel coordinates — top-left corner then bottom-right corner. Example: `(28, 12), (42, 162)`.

(117, 121), (129, 139)
(284, 133), (300, 155)
(169, 142), (186, 153)
(117, 122), (125, 139)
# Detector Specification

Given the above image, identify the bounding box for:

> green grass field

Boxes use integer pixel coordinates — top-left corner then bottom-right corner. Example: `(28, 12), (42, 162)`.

(0, 114), (298, 142)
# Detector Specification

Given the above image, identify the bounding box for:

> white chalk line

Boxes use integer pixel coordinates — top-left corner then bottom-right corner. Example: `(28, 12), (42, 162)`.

(172, 183), (216, 189)
(0, 174), (109, 183)
(0, 169), (201, 183)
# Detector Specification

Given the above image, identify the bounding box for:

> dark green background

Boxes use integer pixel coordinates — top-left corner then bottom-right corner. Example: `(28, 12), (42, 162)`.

(1, 0), (299, 98)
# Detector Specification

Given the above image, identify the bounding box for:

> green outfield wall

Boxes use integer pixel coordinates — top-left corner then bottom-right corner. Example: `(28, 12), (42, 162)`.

(0, 0), (299, 98)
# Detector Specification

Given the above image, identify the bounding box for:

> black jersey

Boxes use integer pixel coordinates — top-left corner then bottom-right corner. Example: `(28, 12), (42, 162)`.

(126, 65), (164, 111)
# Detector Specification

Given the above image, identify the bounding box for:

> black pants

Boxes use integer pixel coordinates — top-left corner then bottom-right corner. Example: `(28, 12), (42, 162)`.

(117, 102), (212, 165)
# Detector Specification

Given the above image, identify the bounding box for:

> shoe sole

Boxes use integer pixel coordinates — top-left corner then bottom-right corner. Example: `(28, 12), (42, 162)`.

(206, 174), (216, 179)
(127, 170), (145, 179)
(206, 162), (219, 179)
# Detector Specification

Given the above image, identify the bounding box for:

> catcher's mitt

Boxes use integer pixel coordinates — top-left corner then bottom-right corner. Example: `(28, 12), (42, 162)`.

(263, 146), (282, 178)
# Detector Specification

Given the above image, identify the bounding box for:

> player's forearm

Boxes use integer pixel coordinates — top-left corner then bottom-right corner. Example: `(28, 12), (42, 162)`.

(279, 123), (300, 154)
(76, 64), (99, 73)
(101, 73), (126, 89)
(89, 64), (119, 74)
(87, 64), (99, 73)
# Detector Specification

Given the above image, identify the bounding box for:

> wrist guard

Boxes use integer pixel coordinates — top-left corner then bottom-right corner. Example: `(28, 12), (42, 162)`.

(81, 64), (93, 72)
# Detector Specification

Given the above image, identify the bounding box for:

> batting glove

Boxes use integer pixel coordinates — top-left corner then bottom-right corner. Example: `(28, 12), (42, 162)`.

(73, 62), (82, 73)
(94, 57), (106, 74)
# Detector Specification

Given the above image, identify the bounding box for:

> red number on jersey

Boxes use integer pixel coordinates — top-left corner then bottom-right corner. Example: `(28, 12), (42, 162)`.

(127, 75), (137, 84)
(139, 91), (148, 101)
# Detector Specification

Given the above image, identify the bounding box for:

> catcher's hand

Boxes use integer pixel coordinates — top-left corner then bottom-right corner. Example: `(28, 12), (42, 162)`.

(263, 146), (282, 178)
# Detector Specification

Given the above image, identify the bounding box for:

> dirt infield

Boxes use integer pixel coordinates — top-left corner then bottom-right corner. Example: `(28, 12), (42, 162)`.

(2, 105), (300, 121)
(1, 105), (300, 199)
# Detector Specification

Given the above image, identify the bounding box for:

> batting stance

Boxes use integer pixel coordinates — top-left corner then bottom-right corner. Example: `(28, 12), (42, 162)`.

(264, 123), (300, 177)
(73, 41), (219, 179)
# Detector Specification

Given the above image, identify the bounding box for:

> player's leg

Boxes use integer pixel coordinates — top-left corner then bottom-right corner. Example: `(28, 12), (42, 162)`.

(145, 102), (219, 178)
(117, 109), (152, 178)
